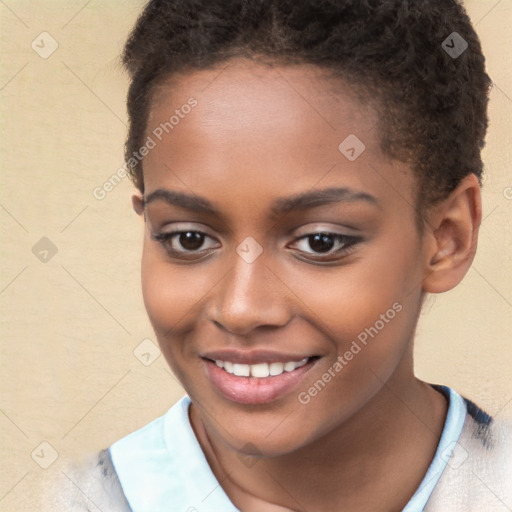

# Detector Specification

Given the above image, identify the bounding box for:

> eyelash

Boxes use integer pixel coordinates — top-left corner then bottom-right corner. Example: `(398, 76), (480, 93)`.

(151, 230), (361, 262)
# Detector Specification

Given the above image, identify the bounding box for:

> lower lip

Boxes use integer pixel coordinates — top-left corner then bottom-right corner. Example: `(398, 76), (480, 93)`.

(204, 359), (317, 405)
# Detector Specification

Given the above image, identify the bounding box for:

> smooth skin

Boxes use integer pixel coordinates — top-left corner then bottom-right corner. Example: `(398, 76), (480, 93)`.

(132, 59), (481, 512)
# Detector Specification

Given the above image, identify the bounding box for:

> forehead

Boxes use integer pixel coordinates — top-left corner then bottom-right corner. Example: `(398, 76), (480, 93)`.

(147, 58), (378, 147)
(141, 58), (414, 220)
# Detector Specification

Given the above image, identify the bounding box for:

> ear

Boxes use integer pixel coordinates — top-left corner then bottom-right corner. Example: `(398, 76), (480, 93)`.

(131, 192), (145, 220)
(422, 174), (482, 293)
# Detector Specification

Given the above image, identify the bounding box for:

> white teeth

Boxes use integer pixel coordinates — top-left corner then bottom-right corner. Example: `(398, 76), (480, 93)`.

(284, 361), (297, 372)
(233, 363), (250, 377)
(250, 363), (270, 378)
(269, 362), (284, 376)
(213, 358), (309, 378)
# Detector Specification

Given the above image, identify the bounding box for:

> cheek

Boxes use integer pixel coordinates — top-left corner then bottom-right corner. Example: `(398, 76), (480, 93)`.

(277, 234), (420, 345)
(140, 244), (214, 354)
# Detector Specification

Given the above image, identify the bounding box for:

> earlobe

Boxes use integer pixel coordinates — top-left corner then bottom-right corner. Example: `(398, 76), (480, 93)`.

(131, 193), (145, 219)
(422, 174), (482, 294)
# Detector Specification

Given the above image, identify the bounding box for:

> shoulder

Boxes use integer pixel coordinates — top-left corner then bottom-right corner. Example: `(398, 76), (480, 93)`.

(40, 449), (131, 511)
(426, 397), (512, 511)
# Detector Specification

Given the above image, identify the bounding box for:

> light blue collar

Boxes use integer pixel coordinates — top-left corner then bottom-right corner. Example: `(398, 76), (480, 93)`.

(109, 396), (238, 512)
(403, 385), (467, 511)
(110, 386), (466, 512)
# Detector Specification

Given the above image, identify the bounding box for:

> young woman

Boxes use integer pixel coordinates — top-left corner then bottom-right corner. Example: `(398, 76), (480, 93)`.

(52, 1), (512, 510)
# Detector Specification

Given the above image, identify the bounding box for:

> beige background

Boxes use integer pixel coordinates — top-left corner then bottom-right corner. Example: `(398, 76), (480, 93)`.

(0, 1), (511, 509)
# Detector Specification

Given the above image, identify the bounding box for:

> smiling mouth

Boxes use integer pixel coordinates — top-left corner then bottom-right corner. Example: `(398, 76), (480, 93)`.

(212, 358), (310, 378)
(202, 355), (320, 404)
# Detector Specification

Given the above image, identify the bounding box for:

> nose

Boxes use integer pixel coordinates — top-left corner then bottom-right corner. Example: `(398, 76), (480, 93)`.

(208, 251), (292, 336)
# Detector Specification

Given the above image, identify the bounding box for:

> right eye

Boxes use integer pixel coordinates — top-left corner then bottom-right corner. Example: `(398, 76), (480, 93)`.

(151, 230), (220, 259)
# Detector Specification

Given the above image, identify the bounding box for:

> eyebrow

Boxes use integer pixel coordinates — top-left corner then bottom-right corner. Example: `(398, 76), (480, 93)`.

(143, 186), (378, 218)
(270, 187), (378, 216)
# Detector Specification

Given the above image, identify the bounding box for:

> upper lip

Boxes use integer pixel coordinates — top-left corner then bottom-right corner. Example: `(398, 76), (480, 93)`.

(201, 349), (318, 365)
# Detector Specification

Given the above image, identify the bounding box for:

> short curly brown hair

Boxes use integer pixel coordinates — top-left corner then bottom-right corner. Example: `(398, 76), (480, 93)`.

(121, 0), (491, 214)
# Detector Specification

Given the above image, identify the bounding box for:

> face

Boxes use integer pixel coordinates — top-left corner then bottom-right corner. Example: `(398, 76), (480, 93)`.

(136, 59), (429, 457)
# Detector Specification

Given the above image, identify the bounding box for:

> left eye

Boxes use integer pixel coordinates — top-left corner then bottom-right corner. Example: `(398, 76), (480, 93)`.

(290, 232), (360, 257)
